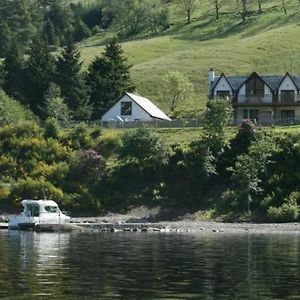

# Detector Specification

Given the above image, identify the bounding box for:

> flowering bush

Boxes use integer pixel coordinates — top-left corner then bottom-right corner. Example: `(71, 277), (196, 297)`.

(71, 150), (106, 183)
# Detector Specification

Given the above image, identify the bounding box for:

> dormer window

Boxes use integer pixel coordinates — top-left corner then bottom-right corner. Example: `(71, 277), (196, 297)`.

(246, 76), (264, 96)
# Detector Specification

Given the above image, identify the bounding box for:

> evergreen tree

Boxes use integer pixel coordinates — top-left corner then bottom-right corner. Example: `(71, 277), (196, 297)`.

(10, 0), (33, 45)
(0, 65), (5, 88)
(56, 42), (92, 120)
(2, 43), (26, 101)
(86, 38), (135, 118)
(73, 16), (91, 42)
(23, 37), (56, 115)
(46, 0), (73, 45)
(43, 19), (59, 46)
(0, 22), (12, 58)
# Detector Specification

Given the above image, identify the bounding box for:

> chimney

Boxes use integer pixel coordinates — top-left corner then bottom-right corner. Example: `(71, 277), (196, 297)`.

(208, 68), (215, 85)
(208, 68), (215, 96)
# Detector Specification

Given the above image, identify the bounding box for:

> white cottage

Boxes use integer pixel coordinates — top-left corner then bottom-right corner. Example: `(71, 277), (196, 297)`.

(101, 92), (171, 122)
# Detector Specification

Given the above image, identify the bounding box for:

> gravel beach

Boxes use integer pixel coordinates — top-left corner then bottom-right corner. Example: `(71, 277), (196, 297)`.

(2, 207), (300, 234)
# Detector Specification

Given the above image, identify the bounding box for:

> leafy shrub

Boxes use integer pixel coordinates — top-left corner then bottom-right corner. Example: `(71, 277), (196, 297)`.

(0, 121), (42, 141)
(31, 162), (69, 185)
(267, 192), (299, 222)
(44, 96), (71, 123)
(0, 183), (11, 209)
(0, 183), (10, 200)
(44, 118), (60, 139)
(42, 139), (71, 163)
(0, 155), (17, 177)
(222, 189), (240, 210)
(0, 90), (36, 124)
(70, 150), (106, 184)
(120, 128), (168, 166)
(68, 123), (93, 150)
(10, 177), (64, 206)
(95, 132), (121, 157)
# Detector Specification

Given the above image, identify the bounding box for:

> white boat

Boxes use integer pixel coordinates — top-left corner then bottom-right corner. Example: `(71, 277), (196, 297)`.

(9, 199), (70, 230)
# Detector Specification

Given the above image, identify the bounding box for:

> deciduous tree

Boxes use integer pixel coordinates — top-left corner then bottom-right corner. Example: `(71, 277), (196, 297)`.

(213, 0), (222, 20)
(203, 99), (233, 154)
(162, 71), (194, 113)
(180, 0), (199, 23)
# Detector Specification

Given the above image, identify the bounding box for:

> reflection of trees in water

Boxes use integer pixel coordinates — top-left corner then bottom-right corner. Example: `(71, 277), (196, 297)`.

(0, 232), (300, 298)
(61, 233), (300, 299)
(0, 232), (70, 298)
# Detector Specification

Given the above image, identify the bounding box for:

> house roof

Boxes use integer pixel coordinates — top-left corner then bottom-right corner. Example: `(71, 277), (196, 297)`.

(210, 73), (300, 94)
(126, 92), (171, 121)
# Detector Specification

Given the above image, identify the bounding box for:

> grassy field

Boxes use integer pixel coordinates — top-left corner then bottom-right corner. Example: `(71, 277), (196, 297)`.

(100, 124), (300, 148)
(72, 0), (300, 116)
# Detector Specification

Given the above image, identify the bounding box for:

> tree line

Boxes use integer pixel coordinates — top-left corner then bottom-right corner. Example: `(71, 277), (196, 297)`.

(0, 38), (134, 120)
(0, 0), (93, 58)
(1, 0), (298, 60)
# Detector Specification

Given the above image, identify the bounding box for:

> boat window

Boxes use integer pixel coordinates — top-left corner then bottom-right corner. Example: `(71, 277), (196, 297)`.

(45, 206), (59, 213)
(26, 204), (40, 217)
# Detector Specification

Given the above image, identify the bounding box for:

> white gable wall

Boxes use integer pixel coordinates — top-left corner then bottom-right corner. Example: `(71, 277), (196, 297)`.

(213, 77), (233, 97)
(278, 76), (297, 93)
(264, 85), (272, 103)
(101, 94), (153, 121)
(238, 84), (246, 102)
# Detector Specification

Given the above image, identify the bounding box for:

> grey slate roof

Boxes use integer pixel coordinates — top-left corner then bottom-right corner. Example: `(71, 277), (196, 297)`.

(210, 73), (300, 94)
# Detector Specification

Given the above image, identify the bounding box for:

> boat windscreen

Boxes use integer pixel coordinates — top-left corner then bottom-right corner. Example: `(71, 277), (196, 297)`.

(45, 206), (59, 213)
(25, 204), (40, 217)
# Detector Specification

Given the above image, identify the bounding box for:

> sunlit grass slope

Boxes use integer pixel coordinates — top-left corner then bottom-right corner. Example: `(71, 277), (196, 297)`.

(75, 0), (300, 116)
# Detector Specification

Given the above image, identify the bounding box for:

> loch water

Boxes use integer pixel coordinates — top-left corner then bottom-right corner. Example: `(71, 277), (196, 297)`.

(0, 231), (300, 299)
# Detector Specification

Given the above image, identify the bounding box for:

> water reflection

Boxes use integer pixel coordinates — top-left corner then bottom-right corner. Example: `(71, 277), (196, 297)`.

(0, 231), (300, 299)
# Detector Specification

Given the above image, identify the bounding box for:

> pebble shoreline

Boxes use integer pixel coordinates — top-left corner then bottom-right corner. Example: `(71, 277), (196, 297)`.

(70, 220), (300, 235)
(1, 214), (300, 234)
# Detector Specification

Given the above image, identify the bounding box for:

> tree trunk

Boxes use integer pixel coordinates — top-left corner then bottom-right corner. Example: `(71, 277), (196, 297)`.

(257, 0), (262, 14)
(215, 0), (220, 20)
(187, 8), (191, 23)
(241, 0), (247, 21)
(282, 0), (287, 15)
(247, 192), (252, 214)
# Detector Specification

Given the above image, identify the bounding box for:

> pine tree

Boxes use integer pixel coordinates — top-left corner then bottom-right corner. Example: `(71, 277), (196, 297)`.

(56, 42), (92, 120)
(0, 22), (12, 58)
(11, 0), (33, 45)
(2, 43), (26, 101)
(23, 37), (56, 115)
(73, 16), (91, 42)
(0, 66), (5, 88)
(86, 38), (135, 118)
(43, 19), (59, 46)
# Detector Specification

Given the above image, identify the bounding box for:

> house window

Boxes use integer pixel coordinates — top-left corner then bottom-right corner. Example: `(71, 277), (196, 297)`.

(121, 102), (132, 116)
(281, 90), (295, 104)
(243, 109), (259, 121)
(246, 76), (264, 96)
(281, 110), (295, 121)
(217, 90), (230, 98)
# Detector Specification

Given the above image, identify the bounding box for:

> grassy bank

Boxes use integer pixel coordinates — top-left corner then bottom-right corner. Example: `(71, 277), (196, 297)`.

(73, 0), (300, 116)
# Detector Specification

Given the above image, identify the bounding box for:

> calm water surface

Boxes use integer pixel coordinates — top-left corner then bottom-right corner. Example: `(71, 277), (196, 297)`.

(0, 231), (300, 299)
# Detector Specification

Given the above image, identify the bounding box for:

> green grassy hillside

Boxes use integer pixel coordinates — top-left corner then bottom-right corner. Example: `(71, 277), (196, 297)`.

(75, 0), (300, 116)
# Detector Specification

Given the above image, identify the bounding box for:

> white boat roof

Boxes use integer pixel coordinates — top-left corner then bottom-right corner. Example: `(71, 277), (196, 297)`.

(21, 200), (59, 207)
(126, 92), (172, 121)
